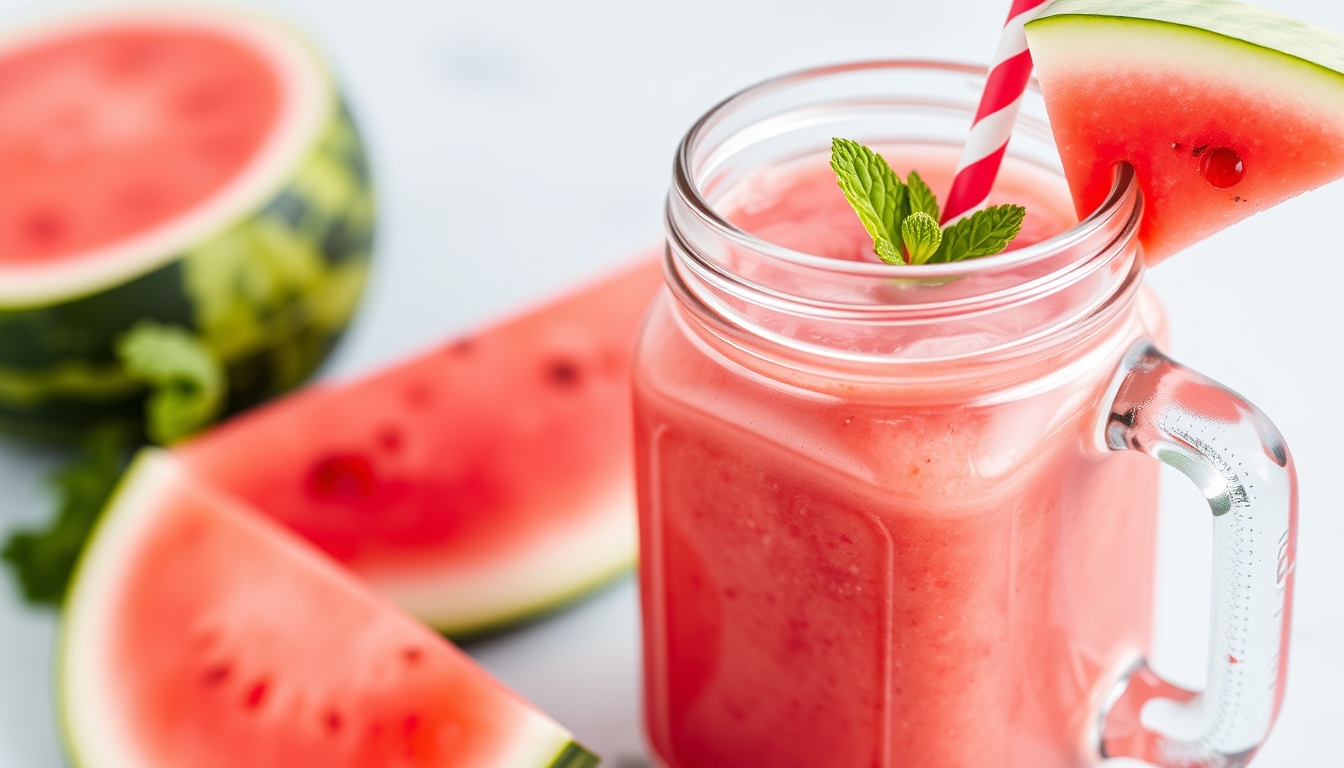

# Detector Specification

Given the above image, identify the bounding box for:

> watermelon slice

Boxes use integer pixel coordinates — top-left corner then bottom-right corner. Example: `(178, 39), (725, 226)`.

(61, 449), (597, 768)
(174, 259), (663, 635)
(1026, 0), (1344, 263)
(0, 7), (374, 439)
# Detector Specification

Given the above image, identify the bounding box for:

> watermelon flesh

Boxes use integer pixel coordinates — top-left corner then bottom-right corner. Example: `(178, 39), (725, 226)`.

(176, 258), (663, 635)
(0, 24), (279, 265)
(1026, 0), (1344, 264)
(62, 449), (595, 768)
(0, 7), (374, 441)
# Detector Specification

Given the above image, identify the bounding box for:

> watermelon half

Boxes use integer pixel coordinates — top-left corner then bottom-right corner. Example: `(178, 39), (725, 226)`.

(174, 259), (663, 636)
(0, 7), (374, 439)
(61, 449), (597, 768)
(1026, 0), (1344, 263)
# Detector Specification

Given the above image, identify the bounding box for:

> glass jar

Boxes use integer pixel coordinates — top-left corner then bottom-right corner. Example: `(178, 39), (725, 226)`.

(634, 61), (1296, 768)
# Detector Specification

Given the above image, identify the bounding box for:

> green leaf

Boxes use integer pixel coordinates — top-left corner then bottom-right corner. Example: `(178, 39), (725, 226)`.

(905, 170), (940, 222)
(1, 424), (136, 605)
(116, 321), (227, 445)
(933, 205), (1028, 263)
(901, 212), (944, 265)
(830, 138), (909, 263)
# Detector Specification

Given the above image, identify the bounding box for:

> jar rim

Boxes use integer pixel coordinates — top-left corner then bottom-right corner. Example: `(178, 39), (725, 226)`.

(671, 58), (1140, 281)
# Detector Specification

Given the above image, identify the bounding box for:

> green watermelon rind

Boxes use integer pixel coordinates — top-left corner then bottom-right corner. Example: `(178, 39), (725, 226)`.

(58, 450), (178, 765)
(1030, 0), (1344, 79)
(0, 10), (375, 441)
(432, 554), (636, 641)
(547, 743), (602, 768)
(58, 450), (601, 768)
(382, 485), (637, 639)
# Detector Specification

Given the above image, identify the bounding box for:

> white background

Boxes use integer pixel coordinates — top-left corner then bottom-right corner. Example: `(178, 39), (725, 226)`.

(0, 1), (1340, 766)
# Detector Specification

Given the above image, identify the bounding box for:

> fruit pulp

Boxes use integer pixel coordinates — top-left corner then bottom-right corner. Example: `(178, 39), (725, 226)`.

(635, 146), (1167, 768)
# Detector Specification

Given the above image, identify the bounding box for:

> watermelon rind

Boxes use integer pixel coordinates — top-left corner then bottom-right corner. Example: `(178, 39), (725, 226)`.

(1025, 0), (1344, 261)
(0, 7), (375, 440)
(1033, 0), (1344, 74)
(383, 485), (637, 639)
(59, 449), (598, 768)
(547, 743), (602, 768)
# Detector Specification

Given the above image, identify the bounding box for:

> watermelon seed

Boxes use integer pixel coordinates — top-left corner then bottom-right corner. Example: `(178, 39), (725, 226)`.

(447, 338), (475, 356)
(244, 680), (269, 710)
(324, 710), (343, 734)
(22, 210), (66, 245)
(378, 427), (404, 454)
(401, 647), (423, 665)
(307, 454), (377, 502)
(200, 664), (232, 687)
(1192, 144), (1209, 156)
(547, 359), (581, 387)
(1200, 148), (1245, 189)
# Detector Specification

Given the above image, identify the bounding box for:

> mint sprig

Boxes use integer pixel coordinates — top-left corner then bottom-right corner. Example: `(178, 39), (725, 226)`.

(830, 138), (1026, 265)
(2, 423), (136, 605)
(829, 138), (908, 264)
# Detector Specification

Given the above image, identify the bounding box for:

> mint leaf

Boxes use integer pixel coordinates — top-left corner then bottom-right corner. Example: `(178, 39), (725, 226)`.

(116, 321), (226, 445)
(830, 138), (908, 263)
(905, 170), (940, 222)
(901, 212), (943, 265)
(2, 423), (136, 605)
(933, 205), (1027, 263)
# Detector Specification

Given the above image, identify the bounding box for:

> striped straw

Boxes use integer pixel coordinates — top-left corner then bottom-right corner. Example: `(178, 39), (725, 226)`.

(941, 0), (1053, 224)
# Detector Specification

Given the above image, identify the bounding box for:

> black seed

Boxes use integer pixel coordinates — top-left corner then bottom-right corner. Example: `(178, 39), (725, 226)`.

(201, 664), (231, 687)
(547, 359), (581, 387)
(1193, 144), (1209, 156)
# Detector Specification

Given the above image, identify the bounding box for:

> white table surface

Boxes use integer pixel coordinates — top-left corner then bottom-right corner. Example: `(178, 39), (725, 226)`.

(1, 1), (1341, 765)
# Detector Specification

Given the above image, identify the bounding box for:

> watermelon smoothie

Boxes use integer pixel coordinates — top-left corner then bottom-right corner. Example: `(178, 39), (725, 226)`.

(635, 63), (1168, 768)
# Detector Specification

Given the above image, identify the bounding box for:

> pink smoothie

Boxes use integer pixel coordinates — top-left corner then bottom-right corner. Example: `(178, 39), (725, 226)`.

(635, 147), (1165, 768)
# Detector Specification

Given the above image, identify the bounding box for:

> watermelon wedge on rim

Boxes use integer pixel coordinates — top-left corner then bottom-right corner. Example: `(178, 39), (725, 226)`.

(61, 449), (598, 768)
(1026, 0), (1344, 264)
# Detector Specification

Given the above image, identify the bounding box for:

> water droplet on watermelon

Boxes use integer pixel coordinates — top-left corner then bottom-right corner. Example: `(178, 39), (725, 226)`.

(307, 454), (377, 502)
(547, 358), (581, 388)
(1200, 147), (1245, 188)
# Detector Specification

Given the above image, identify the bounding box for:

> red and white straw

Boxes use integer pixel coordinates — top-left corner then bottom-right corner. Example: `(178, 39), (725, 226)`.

(941, 0), (1053, 224)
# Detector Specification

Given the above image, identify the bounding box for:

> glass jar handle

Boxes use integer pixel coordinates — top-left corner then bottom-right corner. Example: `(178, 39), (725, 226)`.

(1097, 342), (1297, 767)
